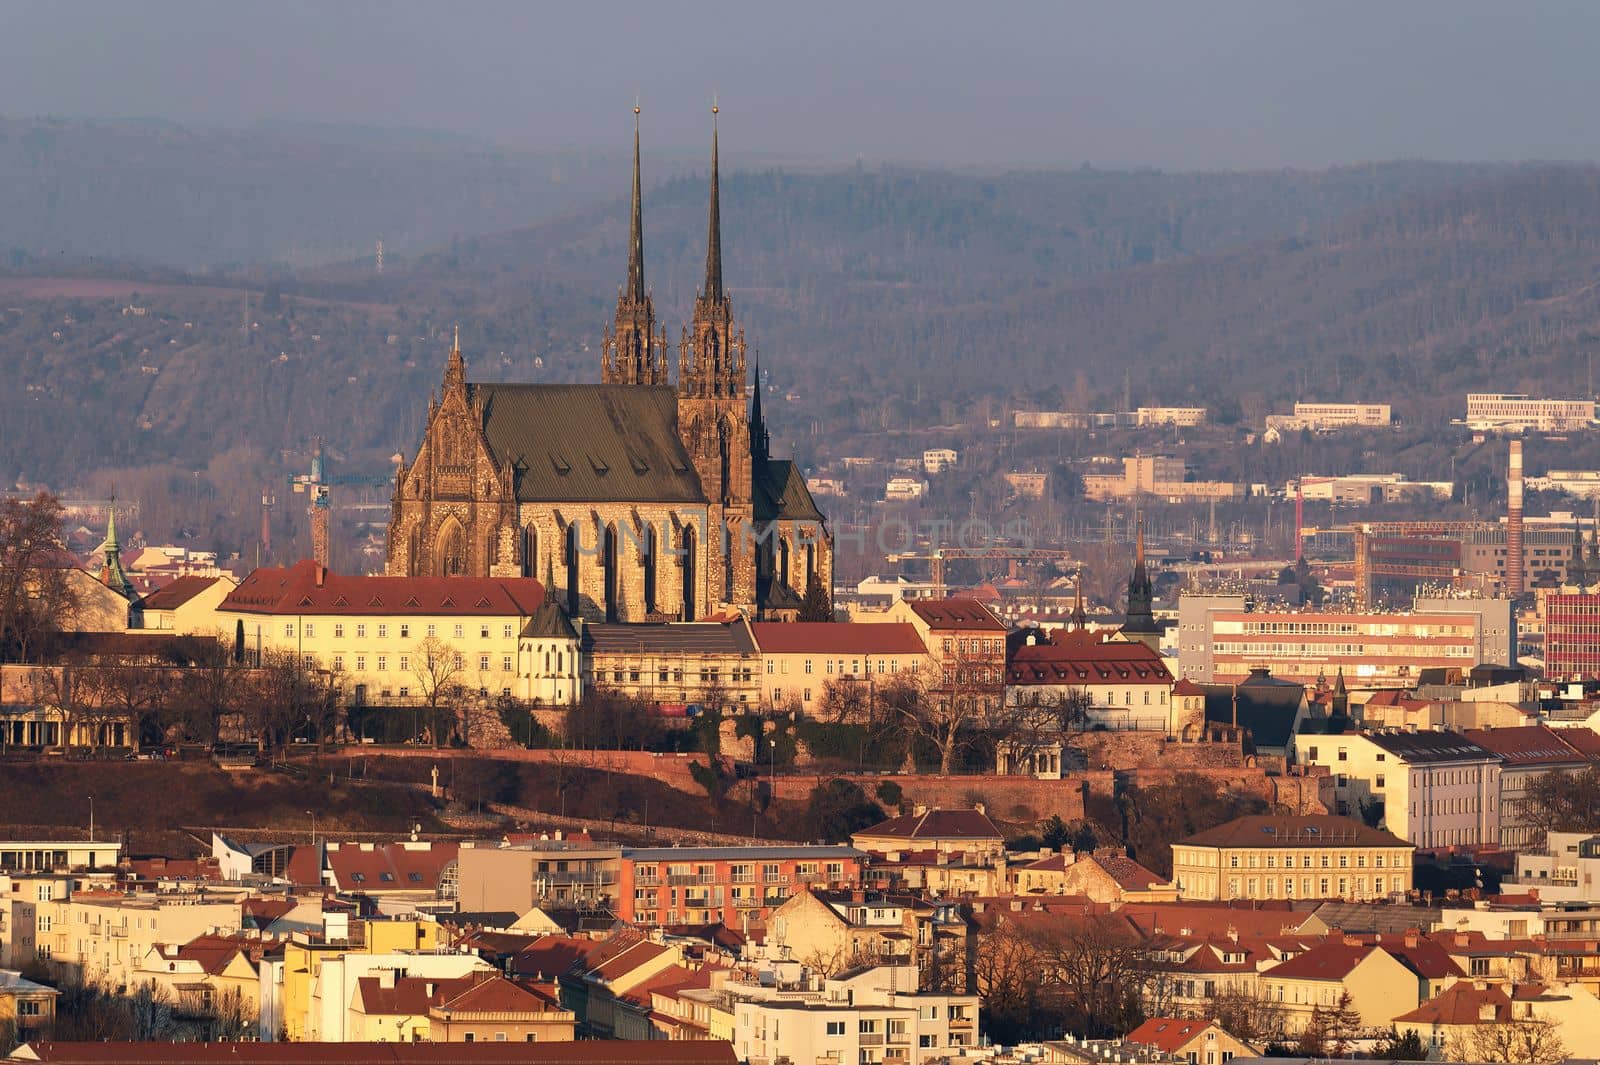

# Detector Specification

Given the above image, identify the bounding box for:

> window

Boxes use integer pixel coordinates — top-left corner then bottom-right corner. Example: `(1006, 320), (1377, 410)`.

(426, 624), (436, 638)
(503, 656), (513, 672)
(480, 655), (491, 672)
(305, 623), (315, 638)
(503, 624), (514, 639)
(767, 661), (775, 674)
(454, 624), (465, 639)
(399, 655), (410, 671)
(17, 1000), (41, 1017)
(400, 624), (410, 639)
(332, 655), (345, 671)
(481, 625), (491, 639)
(334, 623), (345, 638)
(805, 659), (813, 674)
(827, 1022), (846, 1036)
(355, 655), (366, 671)
(378, 623), (388, 638)
(284, 623), (295, 637)
(454, 653), (465, 670)
(356, 623), (367, 638)
(377, 656), (387, 671)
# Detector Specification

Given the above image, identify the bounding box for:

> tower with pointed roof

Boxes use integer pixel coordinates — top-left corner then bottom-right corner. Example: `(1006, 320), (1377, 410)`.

(601, 108), (668, 386)
(678, 105), (756, 608)
(1119, 516), (1160, 650)
(98, 503), (135, 601)
(1070, 566), (1088, 630)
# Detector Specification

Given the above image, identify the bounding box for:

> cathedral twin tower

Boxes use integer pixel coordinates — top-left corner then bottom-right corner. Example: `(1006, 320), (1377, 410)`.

(384, 110), (831, 625)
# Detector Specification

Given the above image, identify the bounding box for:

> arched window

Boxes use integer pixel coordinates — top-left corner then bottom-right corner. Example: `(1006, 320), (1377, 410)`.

(521, 524), (538, 579)
(779, 536), (791, 590)
(565, 522), (580, 617)
(718, 421), (732, 505)
(643, 523), (658, 616)
(437, 519), (465, 576)
(603, 523), (619, 623)
(681, 525), (697, 621)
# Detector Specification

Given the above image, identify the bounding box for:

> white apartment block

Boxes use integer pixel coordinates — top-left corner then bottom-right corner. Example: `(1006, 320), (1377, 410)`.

(1294, 729), (1501, 850)
(732, 965), (978, 1065)
(1136, 407), (1208, 427)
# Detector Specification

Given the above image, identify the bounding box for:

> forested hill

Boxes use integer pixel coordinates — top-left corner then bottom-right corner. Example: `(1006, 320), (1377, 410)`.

(3, 147), (1600, 529)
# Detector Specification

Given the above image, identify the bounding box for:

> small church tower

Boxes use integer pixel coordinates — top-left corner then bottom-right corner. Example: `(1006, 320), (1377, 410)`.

(1120, 516), (1161, 650)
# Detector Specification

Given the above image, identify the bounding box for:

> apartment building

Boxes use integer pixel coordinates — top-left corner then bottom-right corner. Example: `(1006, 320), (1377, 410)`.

(732, 964), (978, 1065)
(58, 892), (244, 990)
(1176, 594), (1515, 686)
(1005, 628), (1189, 732)
(1083, 456), (1241, 503)
(1170, 815), (1414, 902)
(1266, 402), (1393, 433)
(455, 838), (622, 914)
(615, 846), (866, 928)
(751, 621), (930, 716)
(1294, 729), (1502, 850)
(888, 598), (1007, 717)
(1462, 726), (1590, 850)
(581, 619), (761, 708)
(1136, 407), (1208, 427)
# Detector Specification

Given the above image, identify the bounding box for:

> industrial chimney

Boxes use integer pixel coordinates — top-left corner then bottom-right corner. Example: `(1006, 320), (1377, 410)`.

(1507, 438), (1525, 597)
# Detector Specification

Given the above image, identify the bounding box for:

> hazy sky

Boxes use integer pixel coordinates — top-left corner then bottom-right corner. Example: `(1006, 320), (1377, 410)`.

(5, 1), (1596, 169)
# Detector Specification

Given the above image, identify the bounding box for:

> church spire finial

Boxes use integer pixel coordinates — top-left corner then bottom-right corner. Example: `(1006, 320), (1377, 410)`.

(627, 102), (645, 304)
(704, 98), (723, 304)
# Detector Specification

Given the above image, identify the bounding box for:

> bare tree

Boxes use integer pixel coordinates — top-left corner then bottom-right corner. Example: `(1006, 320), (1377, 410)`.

(1451, 1018), (1567, 1065)
(1035, 915), (1153, 1038)
(816, 676), (872, 724)
(27, 661), (108, 748)
(1209, 984), (1286, 1046)
(0, 492), (77, 662)
(411, 636), (466, 748)
(882, 646), (999, 775)
(98, 662), (173, 748)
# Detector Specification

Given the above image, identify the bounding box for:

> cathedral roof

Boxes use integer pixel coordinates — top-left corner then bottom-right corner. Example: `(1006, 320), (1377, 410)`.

(755, 459), (825, 523)
(469, 383), (707, 505)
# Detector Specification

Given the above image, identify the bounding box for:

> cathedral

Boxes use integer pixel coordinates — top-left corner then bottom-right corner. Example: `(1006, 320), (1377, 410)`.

(384, 111), (832, 623)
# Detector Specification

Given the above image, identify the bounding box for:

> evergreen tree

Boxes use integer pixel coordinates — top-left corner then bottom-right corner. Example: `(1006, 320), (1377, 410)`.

(798, 570), (833, 621)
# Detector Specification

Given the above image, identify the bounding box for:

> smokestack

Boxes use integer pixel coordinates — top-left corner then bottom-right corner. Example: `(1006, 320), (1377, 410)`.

(1508, 439), (1525, 598)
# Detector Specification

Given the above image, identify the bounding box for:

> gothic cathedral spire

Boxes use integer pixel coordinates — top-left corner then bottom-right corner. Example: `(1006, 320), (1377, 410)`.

(679, 103), (744, 401)
(602, 106), (667, 385)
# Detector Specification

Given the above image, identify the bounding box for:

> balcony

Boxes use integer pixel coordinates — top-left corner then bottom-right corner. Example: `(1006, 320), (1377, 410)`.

(668, 874), (713, 886)
(858, 1035), (884, 1047)
(635, 877), (662, 887)
(733, 897), (763, 909)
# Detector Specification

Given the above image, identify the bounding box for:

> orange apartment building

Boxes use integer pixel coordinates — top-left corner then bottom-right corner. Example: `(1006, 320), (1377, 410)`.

(615, 846), (866, 929)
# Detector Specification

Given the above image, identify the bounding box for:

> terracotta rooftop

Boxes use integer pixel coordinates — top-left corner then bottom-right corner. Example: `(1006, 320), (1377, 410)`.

(906, 597), (1006, 631)
(1008, 630), (1172, 685)
(1179, 814), (1410, 850)
(1461, 725), (1589, 766)
(1124, 1018), (1219, 1054)
(136, 574), (228, 611)
(221, 559), (545, 617)
(854, 808), (1003, 843)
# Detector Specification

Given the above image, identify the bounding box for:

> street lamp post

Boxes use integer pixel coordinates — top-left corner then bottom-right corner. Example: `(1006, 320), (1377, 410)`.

(306, 809), (317, 849)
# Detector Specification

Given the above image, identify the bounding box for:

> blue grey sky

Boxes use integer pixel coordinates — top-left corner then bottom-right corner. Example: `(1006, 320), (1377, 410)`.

(4, 0), (1594, 169)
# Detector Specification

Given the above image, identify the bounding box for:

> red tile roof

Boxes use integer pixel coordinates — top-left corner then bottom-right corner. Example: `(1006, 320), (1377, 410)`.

(1008, 629), (1172, 686)
(1392, 980), (1513, 1025)
(323, 841), (458, 892)
(1124, 1018), (1218, 1054)
(1262, 939), (1373, 980)
(854, 808), (1003, 843)
(1460, 726), (1589, 767)
(137, 574), (228, 611)
(1173, 678), (1206, 697)
(1091, 854), (1166, 892)
(751, 621), (927, 655)
(906, 598), (1006, 631)
(222, 559), (545, 617)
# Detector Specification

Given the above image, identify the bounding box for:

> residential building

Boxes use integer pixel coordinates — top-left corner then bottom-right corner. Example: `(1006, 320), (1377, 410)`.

(614, 846), (866, 928)
(851, 808), (1005, 864)
(888, 598), (1007, 718)
(1527, 470), (1600, 499)
(1288, 474), (1452, 504)
(133, 574), (238, 633)
(1123, 1018), (1256, 1064)
(1462, 726), (1589, 850)
(1258, 936), (1461, 1034)
(763, 890), (976, 991)
(750, 621), (930, 717)
(1463, 393), (1598, 433)
(214, 560), (548, 706)
(581, 619), (760, 709)
(456, 839), (622, 915)
(731, 964), (978, 1065)
(1394, 978), (1600, 1058)
(319, 841), (458, 900)
(9, 1040), (735, 1064)
(56, 891), (244, 991)
(1294, 729), (1502, 850)
(135, 932), (266, 1023)
(1509, 832), (1600, 903)
(0, 969), (57, 1045)
(1176, 594), (1516, 687)
(922, 449), (958, 474)
(1004, 628), (1183, 732)
(1011, 849), (1176, 904)
(1169, 815), (1414, 902)
(347, 969), (576, 1044)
